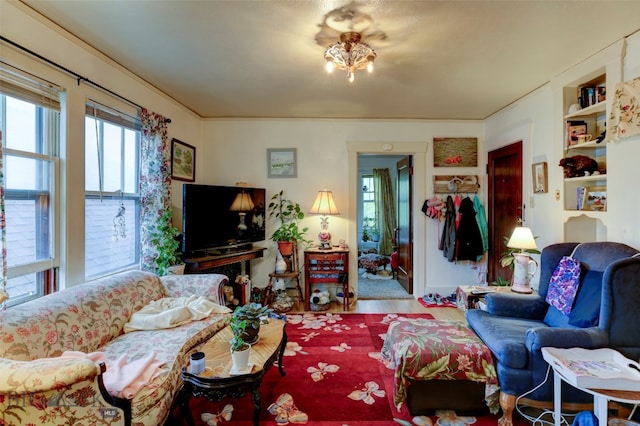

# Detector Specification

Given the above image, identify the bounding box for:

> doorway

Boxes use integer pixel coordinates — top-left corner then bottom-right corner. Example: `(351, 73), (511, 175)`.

(487, 141), (523, 284)
(356, 154), (412, 299)
(347, 141), (427, 301)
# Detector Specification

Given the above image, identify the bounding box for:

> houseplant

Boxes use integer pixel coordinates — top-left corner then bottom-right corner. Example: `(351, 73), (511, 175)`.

(229, 314), (251, 370)
(498, 234), (541, 270)
(268, 190), (310, 256)
(496, 234), (541, 286)
(149, 209), (184, 276)
(231, 302), (273, 344)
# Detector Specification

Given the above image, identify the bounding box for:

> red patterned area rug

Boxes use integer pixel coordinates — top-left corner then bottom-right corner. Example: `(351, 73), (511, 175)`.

(167, 313), (526, 426)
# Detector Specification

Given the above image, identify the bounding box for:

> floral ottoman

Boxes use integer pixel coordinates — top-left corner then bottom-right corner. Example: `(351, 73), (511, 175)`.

(381, 318), (499, 415)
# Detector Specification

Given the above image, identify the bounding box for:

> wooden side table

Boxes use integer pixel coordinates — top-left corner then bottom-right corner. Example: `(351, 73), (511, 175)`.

(178, 318), (287, 426)
(455, 285), (515, 311)
(304, 248), (350, 311)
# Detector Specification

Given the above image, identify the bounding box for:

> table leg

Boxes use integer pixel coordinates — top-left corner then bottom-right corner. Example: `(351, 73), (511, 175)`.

(593, 395), (608, 426)
(553, 371), (562, 426)
(177, 386), (195, 426)
(251, 384), (261, 426)
(277, 330), (287, 376)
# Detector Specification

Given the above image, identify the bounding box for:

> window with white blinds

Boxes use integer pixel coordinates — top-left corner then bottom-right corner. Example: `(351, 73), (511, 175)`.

(0, 62), (61, 306)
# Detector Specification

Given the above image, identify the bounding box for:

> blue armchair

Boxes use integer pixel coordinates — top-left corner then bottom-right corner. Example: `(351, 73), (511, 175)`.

(466, 242), (640, 426)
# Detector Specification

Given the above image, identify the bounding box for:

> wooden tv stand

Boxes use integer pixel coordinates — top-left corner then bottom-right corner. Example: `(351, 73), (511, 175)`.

(183, 246), (266, 272)
(183, 246), (266, 306)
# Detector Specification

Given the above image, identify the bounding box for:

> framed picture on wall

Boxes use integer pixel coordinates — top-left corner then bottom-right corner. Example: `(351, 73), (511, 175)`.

(433, 137), (478, 167)
(171, 138), (196, 182)
(267, 148), (297, 178)
(532, 162), (548, 193)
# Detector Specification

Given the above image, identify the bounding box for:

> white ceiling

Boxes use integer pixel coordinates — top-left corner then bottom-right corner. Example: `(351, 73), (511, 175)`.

(18, 0), (640, 120)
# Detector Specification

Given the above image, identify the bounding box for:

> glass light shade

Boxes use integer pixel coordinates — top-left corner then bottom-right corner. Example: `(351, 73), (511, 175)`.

(229, 192), (254, 212)
(325, 59), (335, 73)
(507, 226), (537, 250)
(309, 191), (340, 216)
(367, 58), (374, 73)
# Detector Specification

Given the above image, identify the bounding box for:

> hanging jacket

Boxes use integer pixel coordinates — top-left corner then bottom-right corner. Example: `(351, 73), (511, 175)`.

(473, 194), (489, 254)
(438, 195), (456, 262)
(456, 197), (484, 261)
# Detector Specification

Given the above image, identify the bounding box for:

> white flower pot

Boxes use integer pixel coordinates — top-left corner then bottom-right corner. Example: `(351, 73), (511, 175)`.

(231, 346), (250, 370)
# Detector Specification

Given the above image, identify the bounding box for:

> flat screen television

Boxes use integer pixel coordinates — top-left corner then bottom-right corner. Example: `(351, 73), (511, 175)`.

(181, 184), (266, 256)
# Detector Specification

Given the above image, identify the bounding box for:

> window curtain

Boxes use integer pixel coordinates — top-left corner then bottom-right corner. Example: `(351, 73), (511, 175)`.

(373, 168), (396, 255)
(140, 109), (171, 272)
(0, 131), (7, 308)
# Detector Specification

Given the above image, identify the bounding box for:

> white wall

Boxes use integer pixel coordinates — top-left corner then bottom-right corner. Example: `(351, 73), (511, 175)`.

(485, 32), (640, 287)
(201, 119), (485, 299)
(5, 1), (638, 298)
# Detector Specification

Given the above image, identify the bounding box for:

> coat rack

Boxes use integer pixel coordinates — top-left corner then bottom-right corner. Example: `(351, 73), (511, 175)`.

(433, 175), (479, 193)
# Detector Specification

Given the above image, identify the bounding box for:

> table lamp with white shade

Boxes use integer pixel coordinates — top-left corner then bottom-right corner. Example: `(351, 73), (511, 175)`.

(229, 191), (255, 232)
(308, 190), (340, 250)
(506, 226), (538, 294)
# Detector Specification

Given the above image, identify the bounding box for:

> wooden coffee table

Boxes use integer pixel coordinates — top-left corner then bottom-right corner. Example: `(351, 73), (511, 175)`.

(177, 317), (287, 426)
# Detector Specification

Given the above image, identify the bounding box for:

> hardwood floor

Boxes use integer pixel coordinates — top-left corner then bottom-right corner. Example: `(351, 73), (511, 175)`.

(287, 298), (465, 321)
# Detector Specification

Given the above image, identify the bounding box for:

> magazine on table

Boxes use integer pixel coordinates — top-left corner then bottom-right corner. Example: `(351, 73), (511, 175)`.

(542, 347), (640, 391)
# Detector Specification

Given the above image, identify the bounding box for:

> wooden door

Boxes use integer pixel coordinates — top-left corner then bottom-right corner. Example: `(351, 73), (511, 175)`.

(396, 156), (413, 294)
(487, 141), (523, 284)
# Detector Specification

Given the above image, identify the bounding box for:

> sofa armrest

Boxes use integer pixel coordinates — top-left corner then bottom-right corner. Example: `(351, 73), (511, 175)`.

(0, 357), (102, 394)
(1, 358), (126, 425)
(485, 292), (548, 320)
(526, 326), (609, 351)
(161, 273), (229, 305)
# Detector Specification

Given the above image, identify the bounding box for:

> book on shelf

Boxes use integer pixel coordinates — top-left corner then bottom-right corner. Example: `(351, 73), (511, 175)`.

(576, 187), (587, 210)
(542, 347), (640, 391)
(579, 86), (597, 108)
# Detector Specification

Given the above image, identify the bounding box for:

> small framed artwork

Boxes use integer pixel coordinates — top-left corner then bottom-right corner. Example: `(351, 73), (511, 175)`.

(171, 138), (196, 182)
(433, 137), (478, 167)
(532, 162), (548, 193)
(267, 148), (297, 178)
(585, 186), (607, 211)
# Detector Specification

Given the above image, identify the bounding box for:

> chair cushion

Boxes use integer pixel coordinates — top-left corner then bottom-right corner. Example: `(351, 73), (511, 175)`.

(466, 309), (546, 369)
(568, 270), (604, 327)
(543, 304), (571, 327)
(545, 256), (582, 315)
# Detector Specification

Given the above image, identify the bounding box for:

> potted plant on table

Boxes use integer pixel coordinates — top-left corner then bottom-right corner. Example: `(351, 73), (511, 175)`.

(231, 302), (273, 345)
(229, 314), (251, 371)
(150, 209), (184, 276)
(496, 234), (541, 286)
(268, 190), (310, 257)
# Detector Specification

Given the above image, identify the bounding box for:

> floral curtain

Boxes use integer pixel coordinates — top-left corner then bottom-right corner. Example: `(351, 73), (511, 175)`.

(373, 168), (396, 255)
(140, 109), (171, 272)
(608, 76), (640, 142)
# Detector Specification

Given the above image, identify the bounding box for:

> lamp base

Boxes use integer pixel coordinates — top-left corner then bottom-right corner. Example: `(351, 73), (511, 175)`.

(510, 284), (533, 294)
(318, 231), (332, 250)
(510, 253), (537, 294)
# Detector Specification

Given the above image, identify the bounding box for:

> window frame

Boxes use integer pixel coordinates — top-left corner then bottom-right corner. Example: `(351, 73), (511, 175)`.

(0, 93), (60, 307)
(84, 103), (141, 280)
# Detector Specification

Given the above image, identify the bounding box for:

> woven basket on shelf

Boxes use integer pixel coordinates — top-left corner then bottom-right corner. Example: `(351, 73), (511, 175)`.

(310, 302), (330, 311)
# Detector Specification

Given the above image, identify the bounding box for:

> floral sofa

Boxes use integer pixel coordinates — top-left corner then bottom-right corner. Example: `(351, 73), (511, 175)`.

(0, 270), (230, 426)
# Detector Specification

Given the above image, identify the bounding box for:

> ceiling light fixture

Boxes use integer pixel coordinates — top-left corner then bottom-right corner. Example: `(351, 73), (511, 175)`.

(324, 32), (376, 83)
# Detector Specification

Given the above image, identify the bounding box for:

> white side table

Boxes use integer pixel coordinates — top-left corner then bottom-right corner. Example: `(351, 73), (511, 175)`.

(542, 347), (640, 426)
